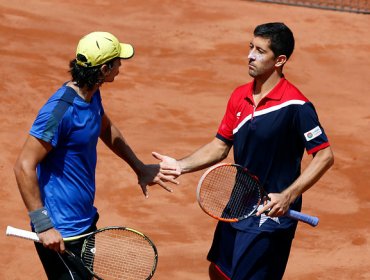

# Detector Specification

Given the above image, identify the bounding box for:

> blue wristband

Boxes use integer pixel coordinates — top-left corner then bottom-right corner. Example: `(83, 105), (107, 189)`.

(28, 207), (54, 233)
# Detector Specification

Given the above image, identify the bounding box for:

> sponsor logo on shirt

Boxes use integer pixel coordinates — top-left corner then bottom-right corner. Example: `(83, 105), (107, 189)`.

(304, 126), (322, 141)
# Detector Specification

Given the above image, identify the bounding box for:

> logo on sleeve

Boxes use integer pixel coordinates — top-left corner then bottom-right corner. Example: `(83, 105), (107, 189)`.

(304, 126), (322, 141)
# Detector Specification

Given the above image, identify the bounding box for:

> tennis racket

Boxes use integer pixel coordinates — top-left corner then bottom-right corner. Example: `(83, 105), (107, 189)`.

(6, 225), (158, 280)
(196, 163), (319, 227)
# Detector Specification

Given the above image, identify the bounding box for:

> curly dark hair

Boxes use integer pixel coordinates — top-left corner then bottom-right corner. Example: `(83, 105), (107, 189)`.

(69, 56), (117, 90)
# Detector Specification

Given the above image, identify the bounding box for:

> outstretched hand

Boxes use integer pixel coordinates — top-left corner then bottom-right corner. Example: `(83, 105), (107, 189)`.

(152, 152), (182, 176)
(137, 163), (180, 198)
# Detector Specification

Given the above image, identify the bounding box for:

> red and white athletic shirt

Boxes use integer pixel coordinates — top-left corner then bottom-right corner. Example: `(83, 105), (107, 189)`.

(216, 77), (330, 231)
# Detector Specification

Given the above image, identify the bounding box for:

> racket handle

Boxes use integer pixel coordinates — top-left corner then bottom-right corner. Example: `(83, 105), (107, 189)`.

(286, 210), (319, 227)
(6, 226), (40, 242)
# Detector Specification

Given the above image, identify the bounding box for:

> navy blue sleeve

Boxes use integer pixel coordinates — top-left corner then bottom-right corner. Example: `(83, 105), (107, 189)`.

(295, 102), (330, 154)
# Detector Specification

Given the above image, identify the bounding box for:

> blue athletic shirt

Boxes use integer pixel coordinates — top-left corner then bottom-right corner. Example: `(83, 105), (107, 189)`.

(30, 83), (104, 237)
(216, 77), (330, 233)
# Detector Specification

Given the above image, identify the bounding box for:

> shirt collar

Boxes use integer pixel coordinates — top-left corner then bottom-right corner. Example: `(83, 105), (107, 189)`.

(245, 76), (286, 103)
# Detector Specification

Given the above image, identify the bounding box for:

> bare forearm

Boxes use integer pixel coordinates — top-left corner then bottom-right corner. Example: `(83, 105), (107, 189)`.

(112, 137), (144, 174)
(283, 146), (334, 203)
(101, 122), (144, 174)
(179, 138), (231, 174)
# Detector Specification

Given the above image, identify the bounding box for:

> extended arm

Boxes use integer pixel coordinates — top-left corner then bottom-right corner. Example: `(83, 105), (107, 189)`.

(153, 137), (232, 176)
(100, 113), (178, 197)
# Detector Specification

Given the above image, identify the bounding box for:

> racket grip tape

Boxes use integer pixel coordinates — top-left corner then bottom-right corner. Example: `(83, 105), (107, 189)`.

(286, 210), (319, 227)
(6, 226), (40, 242)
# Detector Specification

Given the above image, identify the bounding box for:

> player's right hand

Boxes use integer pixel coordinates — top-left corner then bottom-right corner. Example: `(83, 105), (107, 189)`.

(37, 228), (65, 253)
(152, 152), (182, 178)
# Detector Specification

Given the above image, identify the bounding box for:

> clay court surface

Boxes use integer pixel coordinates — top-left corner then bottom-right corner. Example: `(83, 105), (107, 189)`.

(0, 0), (369, 279)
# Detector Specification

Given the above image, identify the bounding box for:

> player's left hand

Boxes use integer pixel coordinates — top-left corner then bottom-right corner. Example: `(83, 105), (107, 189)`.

(137, 164), (179, 198)
(256, 192), (291, 217)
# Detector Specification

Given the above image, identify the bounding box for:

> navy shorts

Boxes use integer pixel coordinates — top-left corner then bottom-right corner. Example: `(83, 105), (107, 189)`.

(207, 221), (294, 280)
(34, 214), (99, 280)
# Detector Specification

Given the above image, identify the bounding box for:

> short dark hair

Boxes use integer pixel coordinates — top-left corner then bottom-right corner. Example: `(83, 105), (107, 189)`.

(254, 22), (295, 60)
(69, 57), (118, 90)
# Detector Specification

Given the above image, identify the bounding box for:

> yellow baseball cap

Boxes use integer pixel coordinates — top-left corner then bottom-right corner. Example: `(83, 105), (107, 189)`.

(75, 31), (134, 67)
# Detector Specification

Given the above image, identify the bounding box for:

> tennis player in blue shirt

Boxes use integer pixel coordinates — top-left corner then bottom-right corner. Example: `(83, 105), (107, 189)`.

(154, 22), (334, 280)
(14, 31), (177, 279)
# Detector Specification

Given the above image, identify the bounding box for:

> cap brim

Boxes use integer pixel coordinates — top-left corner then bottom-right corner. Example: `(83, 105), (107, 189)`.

(120, 43), (134, 59)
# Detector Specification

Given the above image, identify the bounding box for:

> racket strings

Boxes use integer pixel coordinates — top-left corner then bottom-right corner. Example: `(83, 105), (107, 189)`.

(82, 229), (156, 280)
(223, 169), (260, 218)
(199, 165), (261, 220)
(199, 165), (237, 218)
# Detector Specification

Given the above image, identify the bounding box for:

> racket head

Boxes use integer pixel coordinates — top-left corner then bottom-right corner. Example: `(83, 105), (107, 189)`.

(81, 226), (158, 280)
(197, 163), (263, 222)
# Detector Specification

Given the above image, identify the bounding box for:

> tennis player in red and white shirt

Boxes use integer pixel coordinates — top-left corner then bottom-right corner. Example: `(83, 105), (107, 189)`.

(154, 22), (334, 280)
